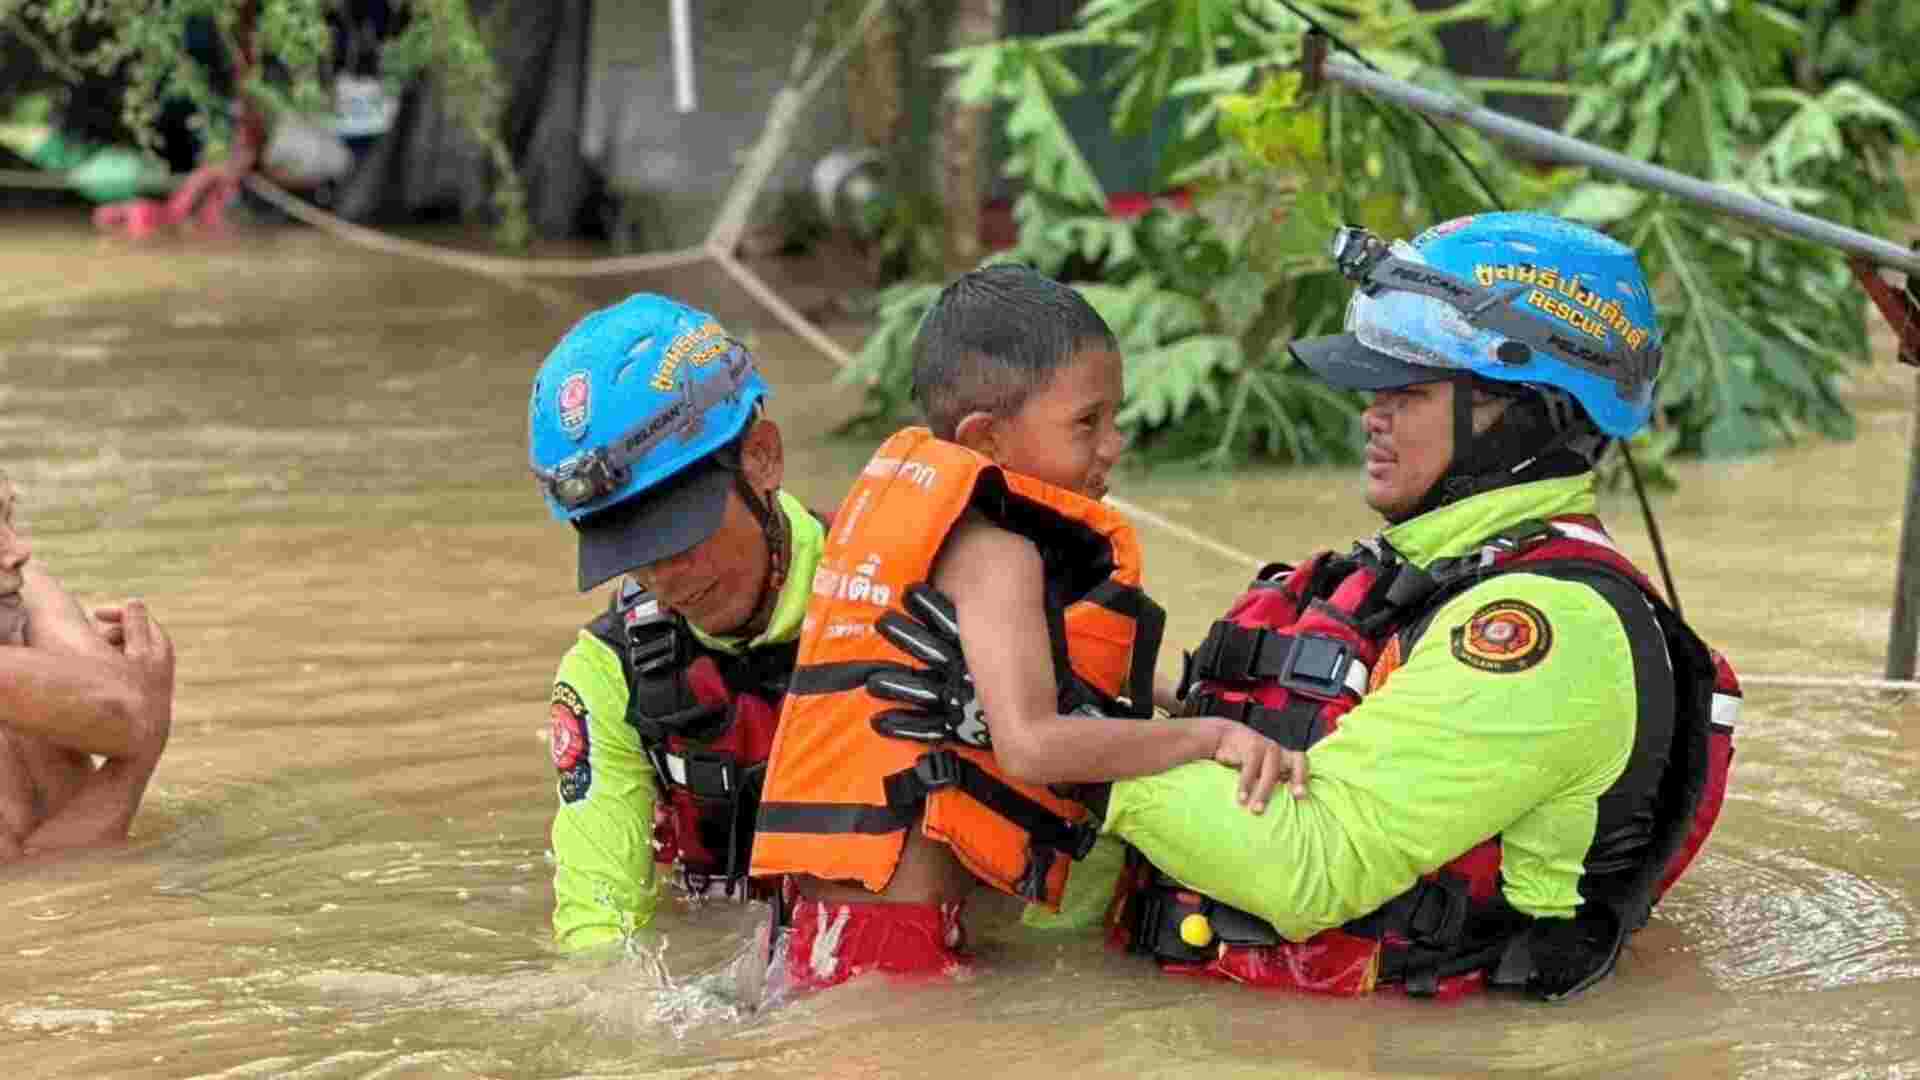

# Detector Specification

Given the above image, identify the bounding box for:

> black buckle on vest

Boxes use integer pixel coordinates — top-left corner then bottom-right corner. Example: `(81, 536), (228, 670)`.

(1399, 878), (1469, 947)
(1067, 821), (1100, 860)
(618, 584), (684, 678)
(913, 750), (963, 792)
(1189, 624), (1356, 702)
(629, 623), (679, 677)
(1276, 635), (1354, 700)
(1356, 874), (1470, 951)
(676, 751), (741, 800)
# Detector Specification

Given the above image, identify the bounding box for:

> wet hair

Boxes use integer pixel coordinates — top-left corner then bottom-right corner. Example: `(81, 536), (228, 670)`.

(910, 264), (1118, 439)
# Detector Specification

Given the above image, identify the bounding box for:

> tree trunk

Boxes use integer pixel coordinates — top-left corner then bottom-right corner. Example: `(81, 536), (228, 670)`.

(847, 2), (903, 149)
(941, 0), (1000, 276)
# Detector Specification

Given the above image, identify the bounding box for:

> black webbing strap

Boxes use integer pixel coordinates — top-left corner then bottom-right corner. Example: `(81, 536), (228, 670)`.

(649, 748), (766, 802)
(882, 750), (1099, 862)
(1183, 691), (1324, 751)
(1125, 590), (1167, 719)
(1187, 622), (1358, 701)
(1345, 874), (1473, 948)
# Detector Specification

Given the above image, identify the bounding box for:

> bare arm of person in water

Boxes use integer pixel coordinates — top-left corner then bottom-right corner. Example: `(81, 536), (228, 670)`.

(0, 567), (175, 857)
(3, 566), (149, 753)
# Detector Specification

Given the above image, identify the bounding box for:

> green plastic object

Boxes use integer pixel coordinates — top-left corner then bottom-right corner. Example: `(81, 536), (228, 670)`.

(0, 124), (175, 202)
(65, 145), (175, 202)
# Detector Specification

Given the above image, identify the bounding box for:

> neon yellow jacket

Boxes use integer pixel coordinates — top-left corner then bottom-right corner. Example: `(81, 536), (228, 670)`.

(1102, 475), (1642, 941)
(547, 491), (823, 951)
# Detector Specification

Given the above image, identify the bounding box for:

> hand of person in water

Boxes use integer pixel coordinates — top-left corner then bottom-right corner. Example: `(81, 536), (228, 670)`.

(91, 604), (127, 648)
(18, 563), (111, 656)
(93, 600), (175, 754)
(1210, 722), (1309, 814)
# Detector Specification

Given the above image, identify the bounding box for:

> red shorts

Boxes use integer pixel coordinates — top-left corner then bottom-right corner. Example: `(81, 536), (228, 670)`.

(779, 897), (968, 992)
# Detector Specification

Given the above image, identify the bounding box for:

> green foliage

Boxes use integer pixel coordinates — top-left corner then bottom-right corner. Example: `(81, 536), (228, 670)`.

(13, 0), (530, 247)
(846, 0), (1914, 473)
(1784, 0), (1920, 125)
(1532, 0), (1912, 454)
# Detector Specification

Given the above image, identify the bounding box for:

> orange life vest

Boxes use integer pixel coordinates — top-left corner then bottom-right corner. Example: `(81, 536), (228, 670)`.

(750, 427), (1163, 906)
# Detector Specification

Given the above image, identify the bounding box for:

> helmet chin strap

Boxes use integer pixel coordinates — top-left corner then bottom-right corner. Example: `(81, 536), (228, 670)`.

(733, 470), (789, 638)
(706, 411), (789, 639)
(1395, 374), (1604, 523)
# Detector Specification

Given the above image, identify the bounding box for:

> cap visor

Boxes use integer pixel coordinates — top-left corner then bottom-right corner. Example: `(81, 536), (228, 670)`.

(1289, 333), (1443, 391)
(574, 460), (732, 591)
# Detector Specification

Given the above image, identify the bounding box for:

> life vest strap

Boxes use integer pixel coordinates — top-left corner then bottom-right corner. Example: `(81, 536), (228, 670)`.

(1183, 622), (1370, 700)
(1344, 873), (1473, 948)
(883, 750), (1100, 862)
(1182, 691), (1326, 751)
(648, 747), (766, 801)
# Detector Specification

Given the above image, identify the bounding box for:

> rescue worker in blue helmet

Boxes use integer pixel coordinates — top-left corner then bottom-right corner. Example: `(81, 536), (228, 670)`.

(880, 212), (1739, 998)
(1094, 210), (1741, 998)
(528, 293), (828, 952)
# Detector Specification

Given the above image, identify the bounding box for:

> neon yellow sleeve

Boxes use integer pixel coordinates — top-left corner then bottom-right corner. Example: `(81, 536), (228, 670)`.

(548, 631), (663, 952)
(1103, 574), (1637, 940)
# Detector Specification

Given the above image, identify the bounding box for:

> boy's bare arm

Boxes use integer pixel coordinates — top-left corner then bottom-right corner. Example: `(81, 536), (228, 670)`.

(931, 517), (1301, 807)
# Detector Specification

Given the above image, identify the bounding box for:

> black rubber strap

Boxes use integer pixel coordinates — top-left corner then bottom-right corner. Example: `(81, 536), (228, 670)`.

(1185, 691), (1324, 751)
(883, 750), (1097, 860)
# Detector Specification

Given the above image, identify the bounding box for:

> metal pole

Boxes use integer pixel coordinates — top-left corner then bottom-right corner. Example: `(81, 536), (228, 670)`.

(1890, 369), (1920, 679)
(1318, 55), (1920, 278)
(669, 0), (698, 114)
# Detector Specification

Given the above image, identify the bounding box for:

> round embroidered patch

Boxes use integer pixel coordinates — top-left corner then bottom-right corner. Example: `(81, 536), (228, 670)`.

(1450, 599), (1552, 673)
(550, 682), (592, 802)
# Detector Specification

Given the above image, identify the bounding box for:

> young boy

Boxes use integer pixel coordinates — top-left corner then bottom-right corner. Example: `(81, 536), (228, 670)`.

(749, 264), (1300, 989)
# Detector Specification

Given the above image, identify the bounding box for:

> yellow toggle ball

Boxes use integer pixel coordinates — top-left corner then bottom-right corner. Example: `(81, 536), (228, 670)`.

(1178, 912), (1214, 948)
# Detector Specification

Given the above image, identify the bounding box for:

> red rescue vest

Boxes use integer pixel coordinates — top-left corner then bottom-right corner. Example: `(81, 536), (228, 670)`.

(1115, 515), (1738, 1000)
(586, 581), (797, 895)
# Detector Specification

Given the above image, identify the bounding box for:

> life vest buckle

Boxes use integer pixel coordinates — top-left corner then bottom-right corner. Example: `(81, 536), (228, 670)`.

(622, 612), (683, 679)
(1274, 634), (1355, 701)
(1398, 875), (1469, 948)
(913, 750), (963, 792)
(1066, 822), (1100, 860)
(679, 751), (741, 800)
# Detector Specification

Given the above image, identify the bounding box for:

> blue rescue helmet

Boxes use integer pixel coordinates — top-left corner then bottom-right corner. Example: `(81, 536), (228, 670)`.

(1291, 211), (1662, 439)
(528, 293), (770, 590)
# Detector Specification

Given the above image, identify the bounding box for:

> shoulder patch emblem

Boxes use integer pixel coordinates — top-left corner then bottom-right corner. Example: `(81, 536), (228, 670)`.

(1450, 599), (1552, 674)
(551, 681), (593, 802)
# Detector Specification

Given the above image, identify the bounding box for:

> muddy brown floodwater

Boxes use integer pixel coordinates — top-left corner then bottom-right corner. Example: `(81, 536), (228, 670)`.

(1, 209), (1916, 1078)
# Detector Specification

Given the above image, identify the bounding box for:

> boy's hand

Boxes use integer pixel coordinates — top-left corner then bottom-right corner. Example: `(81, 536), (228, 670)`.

(1209, 720), (1309, 814)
